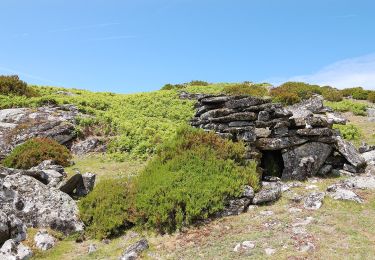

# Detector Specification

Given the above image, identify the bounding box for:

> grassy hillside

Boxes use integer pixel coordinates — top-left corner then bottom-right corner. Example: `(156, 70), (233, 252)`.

(2, 80), (375, 259)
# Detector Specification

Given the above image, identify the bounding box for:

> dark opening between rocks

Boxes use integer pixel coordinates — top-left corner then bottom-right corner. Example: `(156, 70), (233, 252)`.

(261, 150), (284, 179)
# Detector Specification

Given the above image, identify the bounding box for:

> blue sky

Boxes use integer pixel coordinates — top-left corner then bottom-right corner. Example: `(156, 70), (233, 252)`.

(1, 0), (375, 93)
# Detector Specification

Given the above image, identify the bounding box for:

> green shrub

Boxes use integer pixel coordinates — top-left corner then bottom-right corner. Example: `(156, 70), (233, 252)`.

(223, 83), (268, 97)
(270, 82), (321, 104)
(368, 91), (375, 103)
(321, 86), (343, 102)
(0, 75), (37, 97)
(341, 87), (369, 100)
(2, 138), (72, 169)
(188, 80), (209, 86)
(79, 178), (131, 239)
(333, 124), (361, 141)
(132, 127), (259, 233)
(160, 83), (186, 90)
(324, 100), (368, 116)
(272, 92), (301, 105)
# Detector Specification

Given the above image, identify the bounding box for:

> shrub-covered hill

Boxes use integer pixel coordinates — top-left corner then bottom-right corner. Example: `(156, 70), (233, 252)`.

(1, 80), (374, 159)
(0, 83), (229, 159)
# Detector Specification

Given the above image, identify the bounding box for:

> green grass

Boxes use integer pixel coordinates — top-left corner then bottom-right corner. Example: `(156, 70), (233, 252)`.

(324, 99), (368, 116)
(64, 154), (145, 181)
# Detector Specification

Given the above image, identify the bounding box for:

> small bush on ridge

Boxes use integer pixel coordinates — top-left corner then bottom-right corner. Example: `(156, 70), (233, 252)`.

(2, 138), (72, 169)
(0, 75), (37, 97)
(223, 83), (268, 97)
(160, 83), (186, 90)
(270, 82), (321, 104)
(341, 87), (369, 100)
(368, 91), (375, 103)
(321, 86), (343, 102)
(188, 80), (209, 86)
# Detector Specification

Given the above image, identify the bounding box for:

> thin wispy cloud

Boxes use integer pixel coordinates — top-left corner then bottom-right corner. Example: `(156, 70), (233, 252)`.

(0, 65), (63, 86)
(283, 53), (375, 90)
(89, 35), (138, 41)
(11, 22), (121, 38)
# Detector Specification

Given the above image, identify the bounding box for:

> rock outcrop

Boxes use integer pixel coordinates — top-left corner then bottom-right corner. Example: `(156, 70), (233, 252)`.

(120, 239), (149, 260)
(0, 105), (80, 159)
(189, 94), (366, 180)
(0, 239), (32, 260)
(0, 173), (84, 234)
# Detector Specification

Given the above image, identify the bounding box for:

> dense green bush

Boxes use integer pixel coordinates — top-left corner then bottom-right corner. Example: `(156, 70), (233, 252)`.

(160, 83), (186, 90)
(272, 92), (301, 105)
(333, 124), (361, 141)
(2, 138), (72, 169)
(79, 177), (131, 239)
(341, 87), (369, 100)
(324, 100), (368, 116)
(0, 75), (37, 97)
(270, 82), (321, 104)
(368, 91), (375, 103)
(132, 127), (259, 233)
(188, 80), (209, 86)
(223, 83), (269, 97)
(321, 86), (343, 102)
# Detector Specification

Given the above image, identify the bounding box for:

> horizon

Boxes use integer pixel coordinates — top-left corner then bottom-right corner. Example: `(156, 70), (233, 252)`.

(1, 0), (375, 92)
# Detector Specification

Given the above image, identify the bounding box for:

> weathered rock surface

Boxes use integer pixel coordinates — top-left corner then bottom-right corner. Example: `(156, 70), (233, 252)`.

(334, 136), (366, 170)
(0, 213), (27, 246)
(252, 182), (282, 204)
(217, 186), (254, 217)
(233, 241), (255, 252)
(0, 172), (84, 234)
(71, 137), (106, 155)
(304, 192), (325, 210)
(0, 106), (81, 159)
(362, 150), (375, 165)
(120, 239), (149, 260)
(0, 239), (32, 260)
(282, 142), (332, 180)
(34, 230), (56, 251)
(327, 187), (363, 203)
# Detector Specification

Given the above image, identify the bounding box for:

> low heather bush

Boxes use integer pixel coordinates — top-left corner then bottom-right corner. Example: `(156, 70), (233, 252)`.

(0, 75), (37, 97)
(2, 137), (72, 169)
(131, 126), (259, 233)
(223, 83), (268, 97)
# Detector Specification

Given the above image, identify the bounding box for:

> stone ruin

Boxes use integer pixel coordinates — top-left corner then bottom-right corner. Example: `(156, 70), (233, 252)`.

(183, 92), (367, 181)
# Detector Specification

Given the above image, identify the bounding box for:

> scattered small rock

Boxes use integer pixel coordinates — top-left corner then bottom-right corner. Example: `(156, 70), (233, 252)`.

(328, 188), (363, 203)
(292, 217), (314, 227)
(253, 183), (282, 205)
(259, 210), (274, 216)
(304, 192), (325, 210)
(292, 226), (307, 235)
(233, 241), (255, 252)
(305, 184), (318, 190)
(298, 242), (315, 252)
(102, 239), (110, 244)
(289, 193), (304, 203)
(288, 207), (302, 213)
(34, 230), (56, 251)
(264, 247), (276, 256)
(88, 243), (97, 254)
(120, 239), (149, 260)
